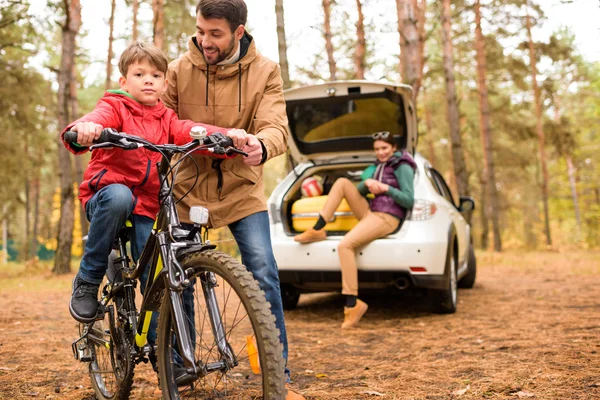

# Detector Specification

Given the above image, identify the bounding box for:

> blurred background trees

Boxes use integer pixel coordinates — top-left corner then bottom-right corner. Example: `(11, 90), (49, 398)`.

(0, 0), (599, 270)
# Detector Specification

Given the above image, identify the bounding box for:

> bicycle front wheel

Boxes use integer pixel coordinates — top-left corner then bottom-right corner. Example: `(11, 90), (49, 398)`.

(156, 250), (285, 399)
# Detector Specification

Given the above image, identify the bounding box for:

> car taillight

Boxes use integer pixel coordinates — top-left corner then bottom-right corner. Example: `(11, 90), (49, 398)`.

(409, 199), (437, 221)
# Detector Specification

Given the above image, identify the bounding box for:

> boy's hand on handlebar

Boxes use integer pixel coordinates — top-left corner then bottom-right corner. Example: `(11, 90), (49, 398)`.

(242, 135), (263, 166)
(226, 128), (249, 149)
(72, 122), (103, 146)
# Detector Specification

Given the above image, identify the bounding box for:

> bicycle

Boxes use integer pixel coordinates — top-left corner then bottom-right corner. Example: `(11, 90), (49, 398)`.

(65, 128), (285, 399)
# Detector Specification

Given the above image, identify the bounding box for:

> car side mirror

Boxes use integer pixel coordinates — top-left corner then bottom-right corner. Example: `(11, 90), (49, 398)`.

(459, 196), (475, 213)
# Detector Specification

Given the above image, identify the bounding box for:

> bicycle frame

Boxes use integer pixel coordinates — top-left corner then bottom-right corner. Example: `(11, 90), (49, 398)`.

(74, 141), (237, 379)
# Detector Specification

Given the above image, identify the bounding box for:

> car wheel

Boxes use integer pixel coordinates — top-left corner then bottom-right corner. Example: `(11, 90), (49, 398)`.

(458, 242), (476, 289)
(430, 237), (458, 314)
(280, 283), (300, 310)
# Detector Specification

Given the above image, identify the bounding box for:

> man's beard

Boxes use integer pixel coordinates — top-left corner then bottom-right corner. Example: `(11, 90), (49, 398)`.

(202, 36), (236, 65)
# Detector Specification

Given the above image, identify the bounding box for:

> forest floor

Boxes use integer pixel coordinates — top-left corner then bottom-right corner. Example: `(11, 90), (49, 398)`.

(1, 251), (600, 399)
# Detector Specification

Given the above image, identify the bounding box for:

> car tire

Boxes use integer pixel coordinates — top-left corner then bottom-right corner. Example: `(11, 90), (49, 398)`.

(429, 236), (458, 314)
(458, 242), (476, 289)
(280, 283), (300, 310)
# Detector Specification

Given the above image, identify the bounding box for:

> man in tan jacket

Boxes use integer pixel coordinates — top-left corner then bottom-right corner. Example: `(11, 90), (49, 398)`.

(163, 1), (304, 399)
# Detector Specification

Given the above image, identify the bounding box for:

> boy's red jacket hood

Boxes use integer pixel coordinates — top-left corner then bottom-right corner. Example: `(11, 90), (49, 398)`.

(62, 92), (224, 219)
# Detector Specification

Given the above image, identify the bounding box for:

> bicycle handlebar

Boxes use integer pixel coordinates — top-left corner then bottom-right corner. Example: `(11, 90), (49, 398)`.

(64, 128), (247, 156)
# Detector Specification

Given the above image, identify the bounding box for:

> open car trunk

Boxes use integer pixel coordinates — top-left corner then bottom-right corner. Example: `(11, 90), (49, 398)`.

(284, 80), (418, 165)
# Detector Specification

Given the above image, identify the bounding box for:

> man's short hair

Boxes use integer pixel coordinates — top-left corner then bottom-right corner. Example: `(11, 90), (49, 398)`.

(196, 0), (248, 32)
(118, 41), (169, 77)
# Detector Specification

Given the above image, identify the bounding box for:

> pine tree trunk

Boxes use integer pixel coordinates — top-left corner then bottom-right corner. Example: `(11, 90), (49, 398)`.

(152, 0), (165, 51)
(479, 174), (489, 249)
(132, 0), (139, 41)
(474, 0), (501, 251)
(31, 178), (40, 260)
(322, 0), (336, 81)
(54, 0), (81, 275)
(354, 0), (366, 79)
(106, 0), (116, 90)
(396, 0), (424, 103)
(275, 0), (291, 88)
(440, 0), (469, 197)
(526, 11), (552, 247)
(24, 178), (30, 260)
(422, 89), (437, 166)
(70, 64), (88, 236)
(566, 155), (581, 239)
(2, 204), (7, 265)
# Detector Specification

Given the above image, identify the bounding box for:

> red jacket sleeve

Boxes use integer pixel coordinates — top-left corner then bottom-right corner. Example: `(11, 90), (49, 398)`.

(60, 98), (122, 155)
(168, 113), (234, 159)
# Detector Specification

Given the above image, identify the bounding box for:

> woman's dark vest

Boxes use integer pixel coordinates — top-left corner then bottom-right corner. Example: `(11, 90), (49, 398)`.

(370, 151), (417, 220)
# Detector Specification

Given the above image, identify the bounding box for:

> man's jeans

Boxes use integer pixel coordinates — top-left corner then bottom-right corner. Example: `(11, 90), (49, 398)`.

(79, 184), (154, 285)
(228, 211), (289, 372)
(181, 211), (290, 378)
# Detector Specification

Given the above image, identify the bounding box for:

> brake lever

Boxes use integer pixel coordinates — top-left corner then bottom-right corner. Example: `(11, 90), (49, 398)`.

(89, 142), (118, 151)
(227, 147), (249, 157)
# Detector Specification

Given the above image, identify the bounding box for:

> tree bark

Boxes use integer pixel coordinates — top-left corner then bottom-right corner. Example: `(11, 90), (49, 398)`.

(474, 0), (501, 251)
(479, 174), (489, 249)
(354, 0), (366, 79)
(440, 0), (469, 197)
(422, 89), (437, 166)
(70, 64), (88, 236)
(322, 0), (336, 81)
(24, 178), (30, 260)
(275, 0), (291, 88)
(152, 0), (165, 51)
(54, 0), (81, 275)
(396, 0), (425, 104)
(105, 0), (116, 90)
(132, 0), (139, 41)
(31, 178), (40, 260)
(525, 11), (552, 247)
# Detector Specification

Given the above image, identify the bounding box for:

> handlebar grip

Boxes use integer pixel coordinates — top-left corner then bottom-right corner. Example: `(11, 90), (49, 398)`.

(64, 129), (113, 145)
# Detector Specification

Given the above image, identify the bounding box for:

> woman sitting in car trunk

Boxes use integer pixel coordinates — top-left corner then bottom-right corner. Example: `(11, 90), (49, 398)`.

(294, 131), (416, 329)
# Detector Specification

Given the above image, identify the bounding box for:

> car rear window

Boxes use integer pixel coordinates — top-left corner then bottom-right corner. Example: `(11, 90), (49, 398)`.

(287, 89), (408, 155)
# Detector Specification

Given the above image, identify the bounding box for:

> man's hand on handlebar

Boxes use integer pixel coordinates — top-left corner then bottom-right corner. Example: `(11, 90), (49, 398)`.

(242, 135), (263, 166)
(71, 122), (103, 146)
(226, 128), (249, 149)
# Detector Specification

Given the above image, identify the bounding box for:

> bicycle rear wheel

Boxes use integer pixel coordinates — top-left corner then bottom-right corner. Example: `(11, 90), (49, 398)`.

(156, 250), (285, 399)
(85, 303), (134, 400)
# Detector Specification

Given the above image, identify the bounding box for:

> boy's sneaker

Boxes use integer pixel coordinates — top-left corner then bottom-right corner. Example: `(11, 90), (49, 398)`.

(70, 276), (100, 323)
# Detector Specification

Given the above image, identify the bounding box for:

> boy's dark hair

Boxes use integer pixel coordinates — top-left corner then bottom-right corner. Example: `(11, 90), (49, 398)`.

(196, 0), (248, 32)
(118, 41), (169, 77)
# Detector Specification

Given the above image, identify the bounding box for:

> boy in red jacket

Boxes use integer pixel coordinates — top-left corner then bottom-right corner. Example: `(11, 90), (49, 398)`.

(62, 42), (237, 325)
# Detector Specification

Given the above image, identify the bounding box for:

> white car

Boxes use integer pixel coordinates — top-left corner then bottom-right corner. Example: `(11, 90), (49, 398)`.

(267, 81), (476, 313)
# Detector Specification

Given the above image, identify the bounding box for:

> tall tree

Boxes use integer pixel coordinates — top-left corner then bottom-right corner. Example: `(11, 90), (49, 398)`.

(354, 0), (366, 79)
(474, 0), (501, 251)
(275, 0), (291, 88)
(153, 0), (165, 51)
(525, 8), (551, 247)
(54, 0), (81, 275)
(322, 0), (337, 81)
(440, 0), (470, 197)
(106, 0), (116, 90)
(132, 0), (140, 41)
(396, 0), (426, 104)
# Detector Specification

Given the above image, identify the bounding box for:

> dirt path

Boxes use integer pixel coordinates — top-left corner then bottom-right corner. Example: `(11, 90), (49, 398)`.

(1, 251), (599, 399)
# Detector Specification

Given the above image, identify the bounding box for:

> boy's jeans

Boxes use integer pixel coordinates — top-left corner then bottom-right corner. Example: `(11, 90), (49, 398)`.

(79, 184), (154, 285)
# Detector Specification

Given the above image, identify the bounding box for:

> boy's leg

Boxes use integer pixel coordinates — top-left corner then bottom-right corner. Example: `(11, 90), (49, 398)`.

(228, 211), (291, 380)
(131, 215), (158, 345)
(71, 184), (134, 322)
